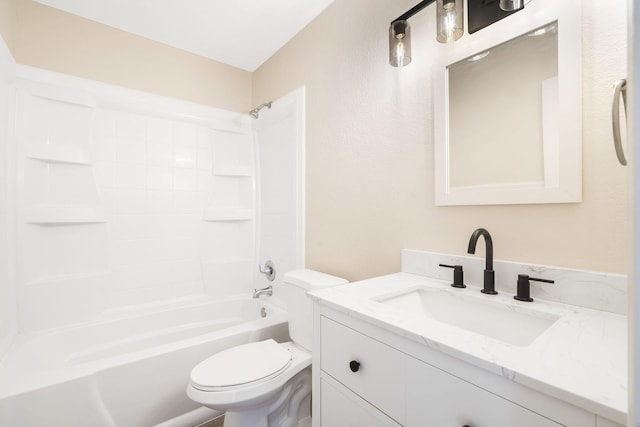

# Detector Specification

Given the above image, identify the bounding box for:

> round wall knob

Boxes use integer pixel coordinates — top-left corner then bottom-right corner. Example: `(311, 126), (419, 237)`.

(349, 360), (361, 372)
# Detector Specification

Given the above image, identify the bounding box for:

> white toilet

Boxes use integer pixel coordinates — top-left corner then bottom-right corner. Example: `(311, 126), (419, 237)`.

(187, 269), (348, 427)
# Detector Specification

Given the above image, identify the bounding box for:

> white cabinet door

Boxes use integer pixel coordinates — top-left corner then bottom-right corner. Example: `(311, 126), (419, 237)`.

(320, 377), (401, 427)
(405, 356), (562, 427)
(596, 416), (625, 427)
(320, 316), (406, 423)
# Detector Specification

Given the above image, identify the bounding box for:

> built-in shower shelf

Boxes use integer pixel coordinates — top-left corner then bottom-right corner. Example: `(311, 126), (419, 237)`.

(212, 165), (253, 177)
(201, 257), (253, 265)
(25, 271), (110, 287)
(25, 144), (92, 165)
(25, 206), (107, 224)
(203, 207), (253, 221)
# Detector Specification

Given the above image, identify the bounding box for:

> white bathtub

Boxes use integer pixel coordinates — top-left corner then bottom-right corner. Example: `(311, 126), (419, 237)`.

(0, 296), (289, 427)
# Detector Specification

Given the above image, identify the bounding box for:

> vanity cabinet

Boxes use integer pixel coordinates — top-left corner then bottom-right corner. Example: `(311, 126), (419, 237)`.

(595, 418), (624, 427)
(321, 315), (406, 422)
(319, 316), (561, 427)
(313, 308), (618, 427)
(404, 355), (560, 427)
(320, 377), (401, 427)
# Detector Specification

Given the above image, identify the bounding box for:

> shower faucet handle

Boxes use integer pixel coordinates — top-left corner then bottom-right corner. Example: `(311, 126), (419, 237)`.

(258, 260), (276, 282)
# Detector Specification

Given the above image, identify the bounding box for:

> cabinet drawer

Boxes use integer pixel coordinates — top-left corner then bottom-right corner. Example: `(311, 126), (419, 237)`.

(320, 377), (401, 427)
(320, 316), (405, 424)
(596, 417), (624, 427)
(405, 355), (562, 427)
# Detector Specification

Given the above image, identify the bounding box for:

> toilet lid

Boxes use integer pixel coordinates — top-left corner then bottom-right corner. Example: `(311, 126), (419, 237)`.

(190, 339), (292, 391)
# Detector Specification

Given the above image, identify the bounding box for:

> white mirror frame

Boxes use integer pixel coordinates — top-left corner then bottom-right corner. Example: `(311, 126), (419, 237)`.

(434, 0), (582, 206)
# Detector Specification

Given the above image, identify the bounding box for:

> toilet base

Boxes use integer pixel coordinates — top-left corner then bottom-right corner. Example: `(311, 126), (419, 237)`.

(222, 368), (311, 427)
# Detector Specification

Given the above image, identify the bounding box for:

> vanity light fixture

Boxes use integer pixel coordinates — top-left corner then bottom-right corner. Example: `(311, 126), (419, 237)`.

(499, 0), (524, 12)
(389, 0), (463, 67)
(389, 20), (412, 67)
(390, 0), (531, 67)
(468, 0), (529, 34)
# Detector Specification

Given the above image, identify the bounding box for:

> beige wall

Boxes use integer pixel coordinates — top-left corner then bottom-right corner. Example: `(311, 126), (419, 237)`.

(253, 0), (629, 281)
(0, 0), (15, 49)
(0, 0), (629, 281)
(5, 0), (252, 113)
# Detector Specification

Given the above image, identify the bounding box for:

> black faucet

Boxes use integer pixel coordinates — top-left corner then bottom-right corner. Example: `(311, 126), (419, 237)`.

(467, 228), (497, 295)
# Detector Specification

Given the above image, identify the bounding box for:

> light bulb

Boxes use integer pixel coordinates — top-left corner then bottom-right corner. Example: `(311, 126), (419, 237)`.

(389, 20), (412, 67)
(437, 0), (463, 43)
(499, 0), (524, 11)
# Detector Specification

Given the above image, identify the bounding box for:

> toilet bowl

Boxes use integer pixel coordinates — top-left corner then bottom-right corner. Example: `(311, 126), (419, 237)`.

(186, 269), (347, 427)
(188, 340), (311, 427)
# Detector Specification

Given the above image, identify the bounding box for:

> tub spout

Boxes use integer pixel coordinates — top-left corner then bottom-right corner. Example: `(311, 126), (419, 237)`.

(253, 285), (273, 299)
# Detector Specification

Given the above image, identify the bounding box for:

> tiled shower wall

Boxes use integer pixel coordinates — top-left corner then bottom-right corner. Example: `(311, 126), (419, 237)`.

(15, 76), (255, 333)
(93, 111), (224, 307)
(0, 39), (15, 352)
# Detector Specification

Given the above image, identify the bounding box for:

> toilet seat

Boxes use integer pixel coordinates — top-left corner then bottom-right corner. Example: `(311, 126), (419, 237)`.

(187, 341), (311, 409)
(190, 339), (292, 392)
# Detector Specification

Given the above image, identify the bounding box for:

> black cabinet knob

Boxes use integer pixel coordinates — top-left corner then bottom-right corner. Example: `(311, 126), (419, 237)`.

(349, 360), (361, 372)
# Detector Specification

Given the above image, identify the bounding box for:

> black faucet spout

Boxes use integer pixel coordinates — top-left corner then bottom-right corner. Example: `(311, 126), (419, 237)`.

(467, 228), (493, 271)
(467, 228), (497, 295)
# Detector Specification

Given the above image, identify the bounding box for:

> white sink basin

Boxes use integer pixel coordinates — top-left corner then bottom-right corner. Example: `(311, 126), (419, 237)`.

(376, 288), (559, 346)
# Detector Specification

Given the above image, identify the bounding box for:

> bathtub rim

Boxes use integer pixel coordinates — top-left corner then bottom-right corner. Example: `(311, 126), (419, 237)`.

(0, 295), (288, 400)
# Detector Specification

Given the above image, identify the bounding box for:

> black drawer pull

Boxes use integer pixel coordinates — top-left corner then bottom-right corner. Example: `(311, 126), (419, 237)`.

(349, 360), (361, 372)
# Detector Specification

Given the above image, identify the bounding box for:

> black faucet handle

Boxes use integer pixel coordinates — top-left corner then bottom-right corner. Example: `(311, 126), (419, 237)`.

(529, 276), (555, 284)
(515, 274), (554, 302)
(438, 264), (466, 288)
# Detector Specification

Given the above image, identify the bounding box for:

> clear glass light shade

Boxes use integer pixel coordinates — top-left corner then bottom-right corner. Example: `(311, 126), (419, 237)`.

(499, 0), (524, 11)
(437, 0), (463, 43)
(389, 20), (412, 67)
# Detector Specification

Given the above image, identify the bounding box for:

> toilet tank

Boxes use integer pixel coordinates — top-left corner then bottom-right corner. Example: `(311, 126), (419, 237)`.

(282, 269), (348, 352)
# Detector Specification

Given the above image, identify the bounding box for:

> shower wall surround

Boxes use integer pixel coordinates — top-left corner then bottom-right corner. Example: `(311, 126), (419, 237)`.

(251, 88), (306, 295)
(0, 35), (16, 356)
(13, 67), (256, 334)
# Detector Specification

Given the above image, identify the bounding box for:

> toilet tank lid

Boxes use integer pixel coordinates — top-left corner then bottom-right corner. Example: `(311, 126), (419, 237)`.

(283, 269), (348, 290)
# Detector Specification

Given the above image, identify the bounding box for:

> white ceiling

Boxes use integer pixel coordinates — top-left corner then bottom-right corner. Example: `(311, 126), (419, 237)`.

(34, 0), (334, 72)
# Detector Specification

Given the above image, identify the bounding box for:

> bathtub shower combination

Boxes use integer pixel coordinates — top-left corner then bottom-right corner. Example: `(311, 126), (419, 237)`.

(0, 298), (288, 426)
(0, 59), (304, 426)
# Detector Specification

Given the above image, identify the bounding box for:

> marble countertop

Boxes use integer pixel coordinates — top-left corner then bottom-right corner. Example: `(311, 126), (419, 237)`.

(310, 272), (627, 424)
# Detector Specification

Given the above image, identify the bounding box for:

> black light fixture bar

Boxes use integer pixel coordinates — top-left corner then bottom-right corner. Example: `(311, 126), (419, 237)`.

(468, 0), (522, 34)
(389, 0), (463, 67)
(389, 0), (527, 67)
(391, 0), (435, 24)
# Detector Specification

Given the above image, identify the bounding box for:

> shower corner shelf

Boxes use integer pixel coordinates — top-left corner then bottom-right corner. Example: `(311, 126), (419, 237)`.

(203, 207), (253, 222)
(25, 206), (107, 224)
(25, 144), (92, 165)
(212, 165), (253, 177)
(201, 257), (253, 266)
(25, 271), (110, 287)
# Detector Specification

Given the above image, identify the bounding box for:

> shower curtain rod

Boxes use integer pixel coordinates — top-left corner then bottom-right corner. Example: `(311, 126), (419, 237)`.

(249, 101), (272, 119)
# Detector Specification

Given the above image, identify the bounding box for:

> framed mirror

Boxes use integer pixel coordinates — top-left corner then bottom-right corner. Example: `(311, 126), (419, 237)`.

(434, 0), (582, 206)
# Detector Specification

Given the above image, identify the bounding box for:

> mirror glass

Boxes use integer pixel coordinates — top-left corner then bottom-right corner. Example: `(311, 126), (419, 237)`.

(448, 23), (558, 189)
